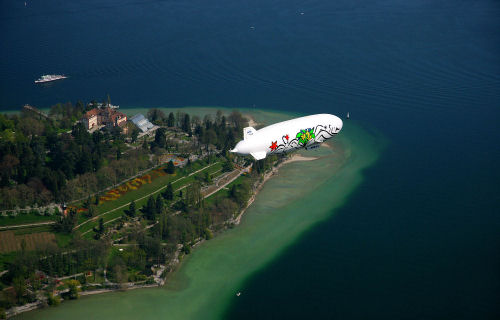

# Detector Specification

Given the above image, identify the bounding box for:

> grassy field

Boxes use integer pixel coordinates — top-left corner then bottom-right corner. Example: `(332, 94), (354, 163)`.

(0, 231), (56, 253)
(0, 213), (56, 227)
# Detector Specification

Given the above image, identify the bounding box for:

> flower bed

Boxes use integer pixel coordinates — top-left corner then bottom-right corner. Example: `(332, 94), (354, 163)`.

(99, 167), (169, 203)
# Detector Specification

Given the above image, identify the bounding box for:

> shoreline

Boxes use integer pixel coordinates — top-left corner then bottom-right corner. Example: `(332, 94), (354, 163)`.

(232, 153), (318, 225)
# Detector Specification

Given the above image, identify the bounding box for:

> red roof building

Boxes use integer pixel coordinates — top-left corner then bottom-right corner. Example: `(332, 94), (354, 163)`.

(82, 107), (127, 131)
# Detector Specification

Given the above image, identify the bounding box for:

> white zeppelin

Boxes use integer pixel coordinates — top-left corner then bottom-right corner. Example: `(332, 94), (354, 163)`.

(230, 114), (343, 160)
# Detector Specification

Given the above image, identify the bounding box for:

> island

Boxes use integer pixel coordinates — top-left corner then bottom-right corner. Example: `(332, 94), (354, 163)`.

(0, 101), (303, 318)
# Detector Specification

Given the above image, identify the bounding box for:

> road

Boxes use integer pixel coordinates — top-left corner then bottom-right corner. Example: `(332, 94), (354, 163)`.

(0, 221), (56, 231)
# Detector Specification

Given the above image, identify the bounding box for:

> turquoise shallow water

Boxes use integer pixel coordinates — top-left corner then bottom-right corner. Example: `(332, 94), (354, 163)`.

(16, 111), (382, 319)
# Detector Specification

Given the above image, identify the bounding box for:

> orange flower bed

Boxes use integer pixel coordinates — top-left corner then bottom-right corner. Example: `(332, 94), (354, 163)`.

(66, 205), (87, 214)
(98, 167), (171, 203)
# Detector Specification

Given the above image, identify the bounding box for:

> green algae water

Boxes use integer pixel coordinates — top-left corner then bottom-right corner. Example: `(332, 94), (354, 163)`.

(16, 110), (383, 320)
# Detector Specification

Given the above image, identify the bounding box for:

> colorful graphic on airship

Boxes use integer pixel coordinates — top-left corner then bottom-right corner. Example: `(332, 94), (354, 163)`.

(230, 114), (343, 160)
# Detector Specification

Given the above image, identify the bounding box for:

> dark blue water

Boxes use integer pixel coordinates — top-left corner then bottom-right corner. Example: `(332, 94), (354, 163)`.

(2, 0), (500, 318)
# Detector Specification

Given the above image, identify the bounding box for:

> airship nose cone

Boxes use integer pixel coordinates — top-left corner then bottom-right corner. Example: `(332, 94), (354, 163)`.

(230, 148), (238, 153)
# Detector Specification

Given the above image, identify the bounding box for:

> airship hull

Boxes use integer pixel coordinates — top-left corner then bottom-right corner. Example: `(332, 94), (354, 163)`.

(231, 114), (343, 160)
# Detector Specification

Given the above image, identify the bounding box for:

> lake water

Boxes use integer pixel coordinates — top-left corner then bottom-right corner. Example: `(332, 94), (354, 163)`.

(3, 0), (500, 319)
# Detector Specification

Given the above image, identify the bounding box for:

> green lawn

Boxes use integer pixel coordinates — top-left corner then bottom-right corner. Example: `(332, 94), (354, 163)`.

(13, 225), (53, 235)
(0, 213), (56, 227)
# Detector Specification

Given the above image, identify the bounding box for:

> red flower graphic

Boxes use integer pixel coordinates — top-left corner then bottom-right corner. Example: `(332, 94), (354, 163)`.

(269, 141), (278, 151)
(285, 134), (289, 141)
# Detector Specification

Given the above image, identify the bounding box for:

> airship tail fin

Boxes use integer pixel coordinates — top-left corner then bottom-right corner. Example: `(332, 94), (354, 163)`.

(243, 127), (256, 140)
(250, 151), (267, 160)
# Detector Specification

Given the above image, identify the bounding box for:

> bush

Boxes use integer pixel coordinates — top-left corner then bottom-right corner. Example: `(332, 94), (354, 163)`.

(205, 228), (213, 240)
(47, 293), (61, 306)
(66, 280), (80, 299)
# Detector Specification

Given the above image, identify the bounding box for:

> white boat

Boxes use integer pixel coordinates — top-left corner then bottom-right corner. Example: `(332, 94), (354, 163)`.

(35, 74), (67, 83)
(236, 292), (241, 297)
(346, 112), (350, 119)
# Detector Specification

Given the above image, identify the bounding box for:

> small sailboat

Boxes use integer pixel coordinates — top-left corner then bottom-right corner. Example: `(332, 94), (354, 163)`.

(346, 112), (350, 119)
(236, 292), (241, 297)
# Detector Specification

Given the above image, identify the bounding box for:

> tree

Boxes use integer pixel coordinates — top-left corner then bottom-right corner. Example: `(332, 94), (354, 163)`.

(126, 200), (136, 218)
(166, 160), (175, 174)
(222, 161), (234, 172)
(163, 182), (174, 200)
(71, 123), (89, 145)
(112, 264), (128, 285)
(154, 128), (166, 149)
(131, 128), (139, 143)
(204, 171), (212, 183)
(147, 108), (166, 123)
(186, 182), (202, 208)
(93, 217), (105, 239)
(182, 114), (191, 133)
(76, 151), (93, 174)
(98, 217), (104, 232)
(142, 196), (156, 220)
(87, 205), (96, 218)
(83, 195), (92, 209)
(228, 110), (248, 129)
(155, 194), (164, 216)
(230, 181), (251, 207)
(111, 125), (123, 140)
(158, 213), (169, 240)
(12, 276), (26, 303)
(167, 112), (175, 127)
(216, 198), (238, 221)
(216, 110), (223, 124)
(142, 138), (149, 151)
